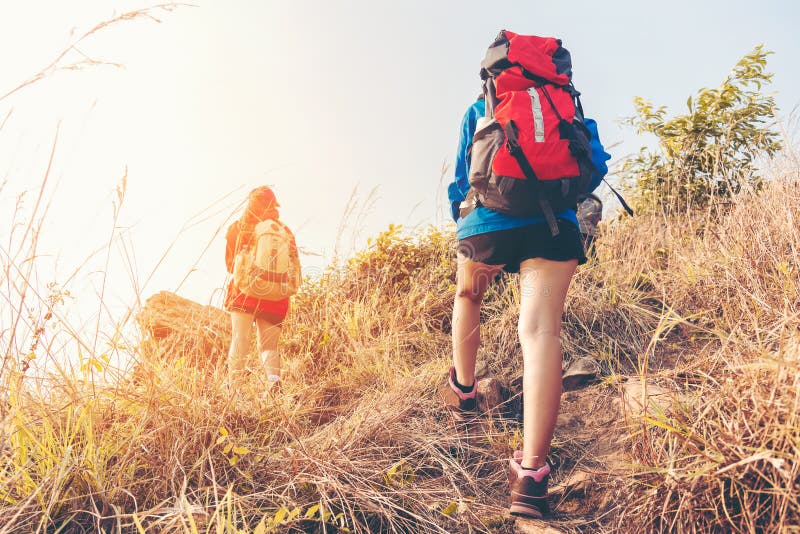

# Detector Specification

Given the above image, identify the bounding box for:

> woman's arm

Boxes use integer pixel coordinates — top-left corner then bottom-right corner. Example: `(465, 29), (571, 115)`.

(447, 98), (485, 221)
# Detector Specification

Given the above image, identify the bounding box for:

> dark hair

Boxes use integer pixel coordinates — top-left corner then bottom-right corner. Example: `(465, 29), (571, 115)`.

(241, 187), (279, 226)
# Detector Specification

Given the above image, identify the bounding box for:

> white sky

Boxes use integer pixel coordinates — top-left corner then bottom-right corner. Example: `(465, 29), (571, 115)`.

(1, 0), (799, 343)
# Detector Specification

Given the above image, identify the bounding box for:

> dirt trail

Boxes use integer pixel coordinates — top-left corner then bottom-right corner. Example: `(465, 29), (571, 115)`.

(138, 291), (671, 533)
(460, 378), (632, 533)
(499, 375), (673, 533)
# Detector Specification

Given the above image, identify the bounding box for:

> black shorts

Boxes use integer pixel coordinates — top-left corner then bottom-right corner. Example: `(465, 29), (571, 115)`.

(457, 219), (587, 274)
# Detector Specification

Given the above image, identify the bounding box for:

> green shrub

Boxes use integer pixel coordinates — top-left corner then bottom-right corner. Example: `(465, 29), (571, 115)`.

(622, 45), (782, 213)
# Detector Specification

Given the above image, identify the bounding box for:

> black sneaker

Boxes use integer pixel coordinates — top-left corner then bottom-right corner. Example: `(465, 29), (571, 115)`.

(509, 456), (550, 519)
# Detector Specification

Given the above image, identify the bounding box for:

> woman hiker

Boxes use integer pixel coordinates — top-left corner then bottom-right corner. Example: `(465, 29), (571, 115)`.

(224, 185), (300, 393)
(443, 90), (610, 518)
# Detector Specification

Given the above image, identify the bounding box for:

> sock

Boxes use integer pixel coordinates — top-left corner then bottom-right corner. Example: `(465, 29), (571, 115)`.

(521, 463), (546, 472)
(453, 375), (475, 393)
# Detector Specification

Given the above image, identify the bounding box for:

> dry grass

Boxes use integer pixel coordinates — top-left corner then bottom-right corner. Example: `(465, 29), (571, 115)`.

(2, 166), (797, 532)
(605, 171), (800, 533)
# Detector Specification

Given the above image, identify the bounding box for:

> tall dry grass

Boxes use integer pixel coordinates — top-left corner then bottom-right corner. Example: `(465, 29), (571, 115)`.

(3, 162), (798, 531)
(2, 156), (798, 534)
(0, 221), (517, 533)
(605, 165), (800, 532)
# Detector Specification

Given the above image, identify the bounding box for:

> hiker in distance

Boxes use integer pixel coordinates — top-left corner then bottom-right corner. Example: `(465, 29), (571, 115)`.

(224, 186), (301, 393)
(442, 31), (612, 520)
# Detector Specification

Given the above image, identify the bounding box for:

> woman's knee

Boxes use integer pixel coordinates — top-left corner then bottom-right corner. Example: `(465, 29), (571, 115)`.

(259, 338), (279, 352)
(257, 325), (281, 351)
(455, 265), (499, 303)
(517, 320), (562, 345)
(230, 327), (253, 349)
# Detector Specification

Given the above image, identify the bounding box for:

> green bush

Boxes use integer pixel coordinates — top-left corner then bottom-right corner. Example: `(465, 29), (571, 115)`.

(622, 45), (782, 213)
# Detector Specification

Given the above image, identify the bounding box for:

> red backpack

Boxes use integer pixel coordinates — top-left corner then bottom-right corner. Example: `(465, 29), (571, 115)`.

(461, 31), (595, 236)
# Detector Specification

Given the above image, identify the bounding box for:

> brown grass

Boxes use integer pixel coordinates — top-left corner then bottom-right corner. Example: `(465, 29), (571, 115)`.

(2, 167), (797, 532)
(606, 171), (800, 533)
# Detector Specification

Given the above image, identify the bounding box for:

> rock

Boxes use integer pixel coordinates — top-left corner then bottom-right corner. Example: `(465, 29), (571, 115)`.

(617, 378), (672, 418)
(477, 377), (505, 412)
(135, 291), (230, 371)
(514, 519), (564, 534)
(551, 469), (591, 496)
(555, 412), (578, 428)
(561, 357), (599, 391)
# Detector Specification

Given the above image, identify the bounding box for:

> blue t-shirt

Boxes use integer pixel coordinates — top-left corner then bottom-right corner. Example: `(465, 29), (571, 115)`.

(447, 98), (610, 240)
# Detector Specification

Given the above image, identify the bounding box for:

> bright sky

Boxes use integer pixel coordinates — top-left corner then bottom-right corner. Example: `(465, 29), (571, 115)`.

(1, 0), (798, 342)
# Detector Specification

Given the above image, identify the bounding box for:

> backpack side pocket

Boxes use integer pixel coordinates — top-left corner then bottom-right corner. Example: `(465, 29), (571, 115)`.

(468, 119), (505, 196)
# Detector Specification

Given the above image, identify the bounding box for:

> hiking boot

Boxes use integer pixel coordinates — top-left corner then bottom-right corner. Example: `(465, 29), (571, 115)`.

(508, 450), (523, 484)
(509, 456), (550, 519)
(441, 366), (477, 419)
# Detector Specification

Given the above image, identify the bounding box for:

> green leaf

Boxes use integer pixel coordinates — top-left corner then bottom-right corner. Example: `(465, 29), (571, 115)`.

(386, 461), (399, 477)
(273, 506), (289, 524)
(304, 504), (320, 519)
(320, 506), (331, 521)
(441, 501), (458, 517)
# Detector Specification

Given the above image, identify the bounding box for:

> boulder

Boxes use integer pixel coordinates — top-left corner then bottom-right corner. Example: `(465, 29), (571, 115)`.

(617, 378), (672, 418)
(135, 291), (230, 370)
(477, 377), (505, 412)
(561, 357), (600, 391)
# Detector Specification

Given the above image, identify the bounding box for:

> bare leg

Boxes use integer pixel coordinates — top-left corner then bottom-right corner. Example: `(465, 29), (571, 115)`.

(229, 311), (255, 378)
(518, 258), (577, 469)
(255, 318), (282, 378)
(452, 253), (503, 387)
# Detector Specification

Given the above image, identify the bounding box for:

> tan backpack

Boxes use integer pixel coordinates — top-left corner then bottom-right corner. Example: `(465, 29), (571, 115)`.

(233, 220), (300, 300)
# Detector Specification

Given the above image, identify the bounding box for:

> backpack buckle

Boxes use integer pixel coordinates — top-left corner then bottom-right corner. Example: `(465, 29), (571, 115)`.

(503, 120), (521, 155)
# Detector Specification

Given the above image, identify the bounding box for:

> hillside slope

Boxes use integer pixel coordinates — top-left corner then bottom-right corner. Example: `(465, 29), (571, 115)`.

(1, 177), (798, 533)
